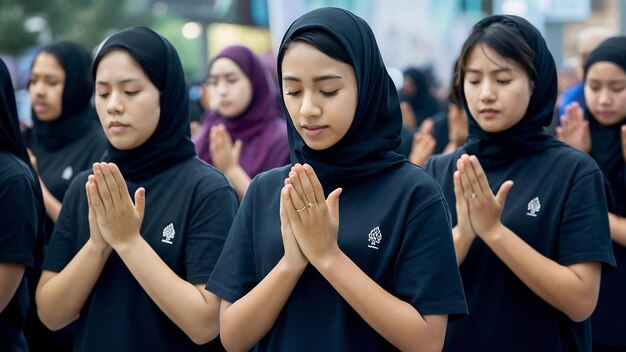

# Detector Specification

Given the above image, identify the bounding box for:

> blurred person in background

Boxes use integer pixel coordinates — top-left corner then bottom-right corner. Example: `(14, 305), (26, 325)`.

(399, 67), (442, 129)
(23, 40), (106, 352)
(556, 36), (626, 352)
(194, 45), (289, 198)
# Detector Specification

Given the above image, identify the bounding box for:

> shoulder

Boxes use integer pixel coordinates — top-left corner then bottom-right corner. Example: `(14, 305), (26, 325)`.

(0, 152), (32, 184)
(249, 165), (290, 189)
(424, 148), (463, 177)
(178, 157), (235, 192)
(540, 145), (601, 178)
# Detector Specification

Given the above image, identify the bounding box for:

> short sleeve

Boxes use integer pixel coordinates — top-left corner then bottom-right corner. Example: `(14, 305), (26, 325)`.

(558, 169), (616, 268)
(205, 180), (258, 303)
(42, 176), (84, 273)
(0, 176), (38, 267)
(394, 197), (468, 319)
(184, 185), (239, 284)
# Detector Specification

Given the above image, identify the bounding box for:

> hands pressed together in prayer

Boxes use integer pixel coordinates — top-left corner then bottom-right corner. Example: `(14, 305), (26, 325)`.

(279, 163), (343, 270)
(454, 154), (514, 241)
(209, 124), (243, 174)
(86, 162), (145, 252)
(556, 102), (591, 153)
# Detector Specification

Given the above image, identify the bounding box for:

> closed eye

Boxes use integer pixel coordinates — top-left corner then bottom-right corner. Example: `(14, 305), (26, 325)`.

(321, 89), (339, 97)
(285, 90), (301, 97)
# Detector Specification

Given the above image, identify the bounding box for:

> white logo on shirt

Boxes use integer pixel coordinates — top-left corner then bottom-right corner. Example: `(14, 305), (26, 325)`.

(527, 197), (541, 217)
(61, 166), (73, 180)
(162, 223), (175, 244)
(367, 226), (382, 249)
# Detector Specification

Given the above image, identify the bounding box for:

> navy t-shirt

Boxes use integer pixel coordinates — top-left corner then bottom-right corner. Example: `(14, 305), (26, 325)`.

(42, 157), (238, 352)
(425, 146), (616, 352)
(0, 151), (40, 352)
(206, 163), (468, 351)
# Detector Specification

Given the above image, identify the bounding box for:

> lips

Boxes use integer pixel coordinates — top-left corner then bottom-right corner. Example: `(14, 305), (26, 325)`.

(108, 121), (129, 133)
(33, 102), (48, 114)
(479, 108), (499, 118)
(301, 124), (328, 137)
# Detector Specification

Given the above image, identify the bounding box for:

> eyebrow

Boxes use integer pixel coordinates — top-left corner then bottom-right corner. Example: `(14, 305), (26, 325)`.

(96, 78), (141, 85)
(282, 74), (343, 82)
(466, 68), (513, 74)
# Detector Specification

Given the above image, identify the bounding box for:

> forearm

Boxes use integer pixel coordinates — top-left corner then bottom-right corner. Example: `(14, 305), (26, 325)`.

(36, 240), (111, 330)
(608, 212), (626, 247)
(443, 142), (459, 155)
(313, 250), (446, 351)
(452, 225), (474, 265)
(482, 223), (600, 321)
(220, 257), (304, 352)
(114, 236), (221, 345)
(224, 166), (251, 199)
(0, 263), (25, 312)
(40, 178), (62, 222)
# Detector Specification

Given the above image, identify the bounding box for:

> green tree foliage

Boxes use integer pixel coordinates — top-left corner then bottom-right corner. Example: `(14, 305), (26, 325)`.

(0, 0), (152, 54)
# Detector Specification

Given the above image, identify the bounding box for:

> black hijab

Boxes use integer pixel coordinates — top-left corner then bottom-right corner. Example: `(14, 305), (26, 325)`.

(0, 57), (45, 218)
(583, 36), (626, 215)
(277, 7), (405, 187)
(461, 15), (563, 165)
(402, 67), (441, 126)
(30, 41), (97, 151)
(92, 27), (196, 182)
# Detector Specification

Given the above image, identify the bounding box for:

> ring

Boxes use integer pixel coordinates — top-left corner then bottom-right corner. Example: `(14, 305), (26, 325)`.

(471, 193), (477, 199)
(296, 205), (307, 212)
(307, 202), (316, 208)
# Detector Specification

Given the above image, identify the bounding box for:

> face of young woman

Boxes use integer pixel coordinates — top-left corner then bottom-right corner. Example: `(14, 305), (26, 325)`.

(463, 44), (533, 133)
(94, 50), (161, 150)
(281, 42), (358, 151)
(584, 62), (626, 126)
(207, 57), (253, 118)
(29, 52), (65, 122)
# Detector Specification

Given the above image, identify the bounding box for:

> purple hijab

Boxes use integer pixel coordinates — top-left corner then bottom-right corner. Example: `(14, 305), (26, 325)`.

(193, 45), (289, 177)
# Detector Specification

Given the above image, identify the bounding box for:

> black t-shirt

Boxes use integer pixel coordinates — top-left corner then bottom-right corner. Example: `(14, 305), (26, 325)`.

(0, 151), (40, 352)
(425, 146), (616, 352)
(42, 157), (238, 352)
(206, 163), (468, 351)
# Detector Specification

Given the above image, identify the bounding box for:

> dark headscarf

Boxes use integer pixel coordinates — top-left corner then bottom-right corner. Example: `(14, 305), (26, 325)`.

(461, 15), (563, 165)
(583, 36), (626, 215)
(402, 67), (441, 126)
(92, 27), (196, 181)
(193, 45), (286, 177)
(30, 41), (97, 151)
(0, 57), (45, 220)
(277, 7), (406, 187)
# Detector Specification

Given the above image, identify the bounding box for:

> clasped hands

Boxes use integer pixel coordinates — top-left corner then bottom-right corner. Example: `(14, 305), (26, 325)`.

(453, 154), (513, 241)
(85, 162), (145, 252)
(279, 163), (342, 270)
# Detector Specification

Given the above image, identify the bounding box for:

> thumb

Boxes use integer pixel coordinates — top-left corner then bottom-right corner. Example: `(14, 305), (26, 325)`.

(134, 187), (146, 219)
(326, 188), (342, 220)
(495, 181), (514, 207)
(233, 139), (243, 158)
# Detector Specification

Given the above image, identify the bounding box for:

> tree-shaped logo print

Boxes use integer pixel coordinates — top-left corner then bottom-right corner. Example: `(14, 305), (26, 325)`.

(162, 223), (175, 244)
(368, 226), (382, 249)
(526, 197), (541, 217)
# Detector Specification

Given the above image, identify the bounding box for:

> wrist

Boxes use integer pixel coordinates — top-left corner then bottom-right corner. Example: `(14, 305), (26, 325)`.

(479, 222), (505, 243)
(224, 164), (243, 178)
(309, 246), (343, 273)
(86, 239), (112, 257)
(111, 232), (143, 254)
(277, 257), (307, 277)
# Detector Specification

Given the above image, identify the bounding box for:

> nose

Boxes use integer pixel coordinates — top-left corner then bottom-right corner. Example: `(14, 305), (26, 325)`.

(479, 82), (496, 102)
(216, 80), (228, 96)
(106, 92), (124, 115)
(598, 88), (612, 106)
(300, 92), (321, 118)
(30, 80), (45, 97)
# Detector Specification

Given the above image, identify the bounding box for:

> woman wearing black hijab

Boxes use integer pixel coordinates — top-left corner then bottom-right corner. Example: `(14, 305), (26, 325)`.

(206, 7), (467, 351)
(25, 41), (106, 227)
(400, 67), (442, 129)
(24, 41), (102, 352)
(0, 58), (45, 352)
(425, 15), (615, 351)
(558, 36), (626, 351)
(35, 27), (238, 351)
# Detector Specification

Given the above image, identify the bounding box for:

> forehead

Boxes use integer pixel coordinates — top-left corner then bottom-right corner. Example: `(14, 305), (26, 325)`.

(465, 44), (522, 71)
(281, 42), (352, 76)
(586, 61), (626, 78)
(210, 57), (244, 75)
(96, 50), (145, 80)
(32, 52), (64, 74)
